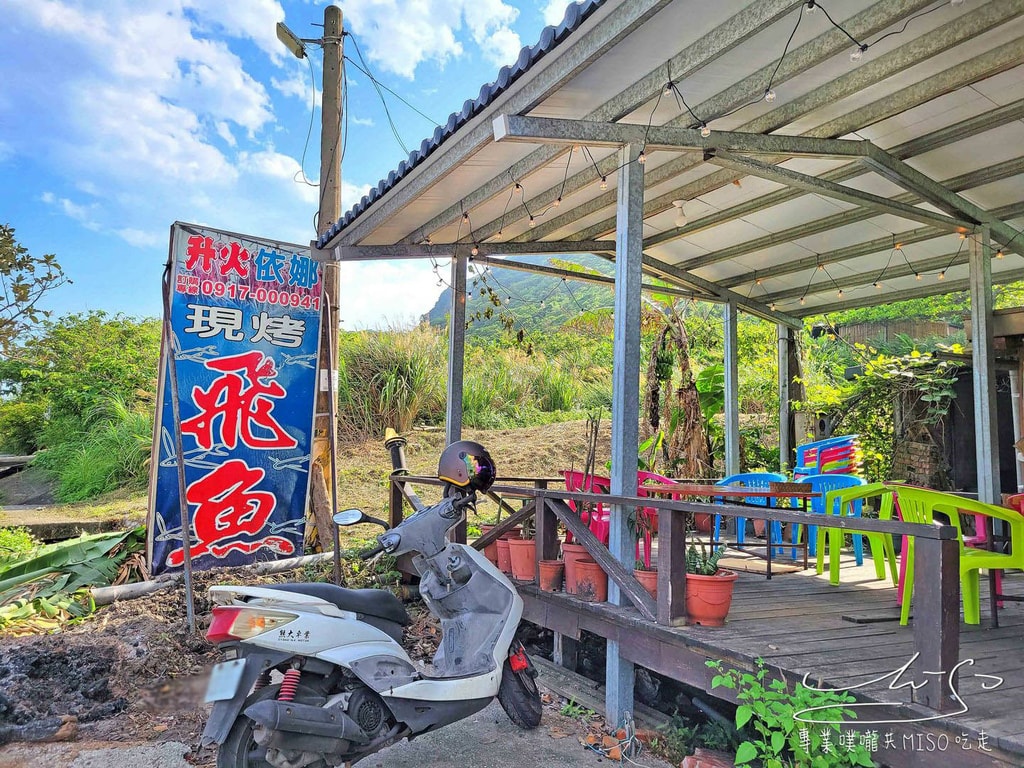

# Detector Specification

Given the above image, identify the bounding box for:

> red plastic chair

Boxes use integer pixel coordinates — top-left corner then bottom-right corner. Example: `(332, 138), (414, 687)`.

(636, 470), (676, 568)
(561, 470), (611, 545)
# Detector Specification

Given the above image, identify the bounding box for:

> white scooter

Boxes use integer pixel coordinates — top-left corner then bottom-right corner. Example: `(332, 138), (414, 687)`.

(201, 441), (541, 768)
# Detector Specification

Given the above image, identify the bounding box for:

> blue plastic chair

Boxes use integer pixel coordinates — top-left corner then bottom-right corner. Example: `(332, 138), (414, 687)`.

(713, 472), (786, 550)
(793, 435), (859, 478)
(794, 474), (866, 560)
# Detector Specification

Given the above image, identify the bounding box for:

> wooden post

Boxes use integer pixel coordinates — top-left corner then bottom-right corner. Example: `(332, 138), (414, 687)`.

(553, 633), (579, 671)
(912, 534), (960, 711)
(534, 492), (559, 583)
(657, 506), (687, 626)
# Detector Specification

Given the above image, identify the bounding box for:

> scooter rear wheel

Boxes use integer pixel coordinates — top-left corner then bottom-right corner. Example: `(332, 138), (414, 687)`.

(497, 654), (542, 729)
(218, 684), (329, 768)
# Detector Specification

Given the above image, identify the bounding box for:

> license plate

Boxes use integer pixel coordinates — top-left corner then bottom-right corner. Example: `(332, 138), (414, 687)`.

(204, 659), (247, 704)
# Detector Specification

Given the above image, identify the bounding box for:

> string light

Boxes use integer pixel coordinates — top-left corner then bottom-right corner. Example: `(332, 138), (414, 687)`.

(837, 288), (844, 298)
(805, 0), (816, 12)
(850, 44), (867, 62)
(915, 272), (922, 280)
(817, 263), (825, 271)
(958, 232), (967, 240)
(938, 270), (946, 280)
(529, 217), (536, 227)
(700, 124), (711, 138)
(637, 150), (646, 165)
(671, 200), (687, 228)
(540, 300), (546, 309)
(599, 176), (608, 190)
(505, 295), (511, 305)
(553, 197), (562, 208)
(874, 281), (882, 290)
(471, 245), (479, 256)
(663, 81), (673, 96)
(755, 278), (763, 286)
(764, 88), (777, 103)
(799, 296), (806, 306)
(770, 302), (777, 311)
(996, 249), (1005, 259)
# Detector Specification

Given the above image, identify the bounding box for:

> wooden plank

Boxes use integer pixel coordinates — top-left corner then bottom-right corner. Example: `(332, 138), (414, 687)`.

(471, 500), (536, 549)
(545, 496), (657, 621)
(914, 536), (960, 711)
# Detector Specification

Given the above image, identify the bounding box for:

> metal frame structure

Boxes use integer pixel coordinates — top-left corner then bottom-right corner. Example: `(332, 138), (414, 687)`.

(314, 0), (1024, 726)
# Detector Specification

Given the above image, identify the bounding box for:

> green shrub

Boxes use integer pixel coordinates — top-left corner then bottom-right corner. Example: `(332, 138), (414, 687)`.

(33, 395), (152, 502)
(0, 526), (41, 564)
(0, 400), (48, 453)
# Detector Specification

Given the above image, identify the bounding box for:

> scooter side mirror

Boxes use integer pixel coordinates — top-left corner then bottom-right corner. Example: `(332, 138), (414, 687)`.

(333, 509), (366, 526)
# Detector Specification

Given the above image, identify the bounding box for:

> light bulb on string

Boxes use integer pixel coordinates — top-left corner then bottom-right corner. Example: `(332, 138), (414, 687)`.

(462, 212), (469, 223)
(471, 245), (479, 257)
(938, 271), (946, 280)
(553, 197), (562, 208)
(770, 302), (777, 311)
(637, 150), (646, 165)
(599, 176), (608, 191)
(799, 296), (806, 306)
(505, 295), (511, 305)
(805, 0), (816, 12)
(850, 45), (866, 62)
(700, 124), (711, 138)
(529, 217), (536, 228)
(837, 289), (844, 298)
(817, 263), (825, 271)
(663, 81), (673, 96)
(874, 281), (882, 290)
(540, 300), (546, 309)
(915, 272), (922, 280)
(764, 88), (777, 103)
(997, 249), (1005, 259)
(959, 232), (967, 240)
(671, 200), (687, 228)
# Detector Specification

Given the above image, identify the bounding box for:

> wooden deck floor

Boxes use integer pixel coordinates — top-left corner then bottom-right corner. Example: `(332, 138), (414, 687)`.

(518, 551), (1024, 767)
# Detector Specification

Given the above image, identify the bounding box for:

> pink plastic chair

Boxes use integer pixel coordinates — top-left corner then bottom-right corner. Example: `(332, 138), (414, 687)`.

(561, 470), (611, 544)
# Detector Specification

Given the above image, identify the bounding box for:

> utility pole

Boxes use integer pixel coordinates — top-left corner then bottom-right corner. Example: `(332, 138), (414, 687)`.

(280, 5), (343, 548)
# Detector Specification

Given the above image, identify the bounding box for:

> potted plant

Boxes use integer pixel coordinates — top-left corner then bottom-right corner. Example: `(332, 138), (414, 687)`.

(685, 542), (737, 627)
(630, 511), (657, 600)
(506, 516), (536, 582)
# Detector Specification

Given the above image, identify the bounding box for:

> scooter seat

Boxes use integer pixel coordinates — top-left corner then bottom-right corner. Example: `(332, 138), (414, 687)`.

(265, 583), (410, 626)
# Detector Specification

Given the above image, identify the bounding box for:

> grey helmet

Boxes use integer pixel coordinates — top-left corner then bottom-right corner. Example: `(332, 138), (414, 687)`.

(437, 441), (495, 492)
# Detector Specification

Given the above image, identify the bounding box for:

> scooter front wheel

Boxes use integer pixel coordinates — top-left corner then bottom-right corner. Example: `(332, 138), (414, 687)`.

(497, 650), (542, 729)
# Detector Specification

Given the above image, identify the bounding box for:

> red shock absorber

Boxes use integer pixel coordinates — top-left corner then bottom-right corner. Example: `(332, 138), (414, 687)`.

(253, 671), (271, 691)
(278, 668), (302, 702)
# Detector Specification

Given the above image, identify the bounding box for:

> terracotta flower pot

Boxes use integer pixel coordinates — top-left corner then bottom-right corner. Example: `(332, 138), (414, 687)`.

(495, 538), (513, 575)
(538, 560), (564, 592)
(574, 560), (608, 603)
(478, 524), (499, 566)
(561, 542), (594, 595)
(694, 513), (713, 533)
(500, 526), (522, 540)
(507, 537), (537, 582)
(685, 569), (738, 627)
(634, 568), (658, 600)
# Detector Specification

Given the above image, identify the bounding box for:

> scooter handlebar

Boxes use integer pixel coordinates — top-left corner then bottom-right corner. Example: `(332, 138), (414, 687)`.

(360, 544), (386, 560)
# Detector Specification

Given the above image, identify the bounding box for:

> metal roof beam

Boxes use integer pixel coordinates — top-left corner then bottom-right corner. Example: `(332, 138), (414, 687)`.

(326, 0), (673, 247)
(399, 0), (803, 248)
(862, 144), (1024, 256)
(491, 0), (943, 245)
(321, 240), (618, 261)
(793, 267), (1024, 317)
(639, 253), (802, 328)
(523, 0), (1019, 244)
(716, 170), (1024, 290)
(644, 99), (1024, 250)
(762, 251), (971, 303)
(466, 254), (705, 301)
(493, 115), (869, 159)
(706, 150), (971, 232)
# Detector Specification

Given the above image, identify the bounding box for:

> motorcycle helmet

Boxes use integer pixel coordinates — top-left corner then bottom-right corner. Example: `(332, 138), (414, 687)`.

(437, 440), (495, 493)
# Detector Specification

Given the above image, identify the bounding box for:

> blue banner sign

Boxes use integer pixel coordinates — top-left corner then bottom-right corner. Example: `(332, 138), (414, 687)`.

(148, 222), (322, 575)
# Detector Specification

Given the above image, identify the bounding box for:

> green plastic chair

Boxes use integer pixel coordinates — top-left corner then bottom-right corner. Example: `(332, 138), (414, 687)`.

(819, 482), (900, 587)
(894, 486), (1024, 625)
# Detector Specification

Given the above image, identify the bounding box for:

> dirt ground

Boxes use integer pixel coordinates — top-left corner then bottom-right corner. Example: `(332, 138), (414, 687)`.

(0, 420), (620, 767)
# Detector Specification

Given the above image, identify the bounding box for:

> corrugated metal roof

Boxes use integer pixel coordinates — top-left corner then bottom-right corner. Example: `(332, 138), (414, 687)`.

(317, 0), (606, 248)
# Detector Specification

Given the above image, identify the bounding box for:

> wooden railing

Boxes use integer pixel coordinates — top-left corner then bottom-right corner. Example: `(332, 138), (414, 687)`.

(386, 475), (960, 713)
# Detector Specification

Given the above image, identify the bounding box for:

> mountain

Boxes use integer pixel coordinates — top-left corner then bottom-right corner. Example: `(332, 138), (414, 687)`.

(423, 254), (614, 340)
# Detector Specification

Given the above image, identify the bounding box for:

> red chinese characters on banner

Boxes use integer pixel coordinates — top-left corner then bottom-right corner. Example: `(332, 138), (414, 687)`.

(166, 459), (295, 567)
(180, 351), (297, 451)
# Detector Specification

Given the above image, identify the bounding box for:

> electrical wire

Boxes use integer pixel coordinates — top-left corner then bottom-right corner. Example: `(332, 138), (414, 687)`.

(344, 37), (440, 126)
(347, 35), (412, 155)
(294, 52), (319, 188)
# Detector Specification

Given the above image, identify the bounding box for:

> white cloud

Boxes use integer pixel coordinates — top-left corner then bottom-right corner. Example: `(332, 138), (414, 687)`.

(542, 0), (570, 26)
(350, 116), (376, 127)
(116, 228), (164, 248)
(343, 0), (521, 78)
(342, 180), (374, 212)
(40, 191), (100, 230)
(216, 121), (237, 147)
(338, 260), (440, 329)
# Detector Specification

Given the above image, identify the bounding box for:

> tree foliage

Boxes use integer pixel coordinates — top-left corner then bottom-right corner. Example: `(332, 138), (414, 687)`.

(0, 224), (69, 356)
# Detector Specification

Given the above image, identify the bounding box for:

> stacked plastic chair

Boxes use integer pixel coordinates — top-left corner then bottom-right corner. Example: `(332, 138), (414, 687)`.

(793, 434), (862, 479)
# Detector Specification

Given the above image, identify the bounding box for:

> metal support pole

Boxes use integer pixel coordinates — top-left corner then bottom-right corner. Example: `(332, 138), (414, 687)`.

(312, 5), (343, 537)
(606, 142), (643, 728)
(969, 226), (999, 504)
(724, 299), (740, 476)
(1010, 367), (1024, 492)
(778, 324), (791, 473)
(447, 252), (468, 542)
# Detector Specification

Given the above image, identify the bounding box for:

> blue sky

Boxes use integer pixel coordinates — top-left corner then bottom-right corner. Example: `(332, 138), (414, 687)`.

(0, 0), (571, 329)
